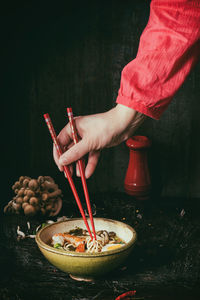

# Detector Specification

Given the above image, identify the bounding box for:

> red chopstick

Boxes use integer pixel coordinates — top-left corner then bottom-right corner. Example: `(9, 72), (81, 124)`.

(43, 113), (94, 240)
(66, 108), (96, 240)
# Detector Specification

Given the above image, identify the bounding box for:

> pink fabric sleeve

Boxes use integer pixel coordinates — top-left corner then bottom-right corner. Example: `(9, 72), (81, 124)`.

(116, 0), (200, 120)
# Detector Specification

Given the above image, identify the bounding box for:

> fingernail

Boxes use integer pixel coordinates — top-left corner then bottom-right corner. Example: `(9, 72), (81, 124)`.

(85, 170), (89, 179)
(76, 168), (80, 177)
(58, 166), (63, 172)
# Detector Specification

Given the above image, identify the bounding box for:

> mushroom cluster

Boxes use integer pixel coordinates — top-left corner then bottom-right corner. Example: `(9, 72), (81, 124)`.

(4, 176), (63, 217)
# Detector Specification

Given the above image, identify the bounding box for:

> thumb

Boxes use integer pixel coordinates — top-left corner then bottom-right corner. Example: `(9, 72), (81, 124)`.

(59, 139), (89, 166)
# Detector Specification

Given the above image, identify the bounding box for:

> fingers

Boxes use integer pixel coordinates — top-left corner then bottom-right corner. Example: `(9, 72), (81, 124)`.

(59, 138), (89, 166)
(53, 144), (63, 171)
(57, 124), (73, 147)
(64, 164), (74, 178)
(53, 114), (102, 178)
(76, 160), (85, 177)
(85, 150), (100, 178)
(53, 123), (73, 170)
(75, 151), (100, 178)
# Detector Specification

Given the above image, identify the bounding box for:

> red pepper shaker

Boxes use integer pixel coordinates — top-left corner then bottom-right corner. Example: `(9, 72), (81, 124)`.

(124, 136), (151, 200)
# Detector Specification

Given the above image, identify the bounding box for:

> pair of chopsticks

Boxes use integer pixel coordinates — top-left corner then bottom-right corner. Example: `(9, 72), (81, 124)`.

(44, 108), (96, 240)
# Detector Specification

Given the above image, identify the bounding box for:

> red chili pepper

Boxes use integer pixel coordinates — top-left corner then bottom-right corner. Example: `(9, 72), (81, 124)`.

(115, 290), (136, 300)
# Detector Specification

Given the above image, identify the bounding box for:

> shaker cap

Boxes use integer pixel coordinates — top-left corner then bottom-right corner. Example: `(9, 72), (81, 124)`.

(126, 135), (151, 149)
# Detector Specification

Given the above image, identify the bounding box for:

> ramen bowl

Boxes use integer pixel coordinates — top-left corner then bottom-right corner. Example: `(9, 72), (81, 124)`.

(35, 218), (137, 281)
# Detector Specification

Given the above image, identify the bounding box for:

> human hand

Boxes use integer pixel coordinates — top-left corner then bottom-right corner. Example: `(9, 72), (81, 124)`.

(53, 104), (146, 178)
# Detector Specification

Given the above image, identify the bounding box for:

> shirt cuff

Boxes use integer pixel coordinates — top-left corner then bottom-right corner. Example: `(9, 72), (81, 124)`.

(116, 93), (166, 120)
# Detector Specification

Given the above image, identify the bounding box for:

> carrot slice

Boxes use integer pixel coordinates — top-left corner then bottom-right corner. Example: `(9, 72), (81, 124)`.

(75, 243), (85, 252)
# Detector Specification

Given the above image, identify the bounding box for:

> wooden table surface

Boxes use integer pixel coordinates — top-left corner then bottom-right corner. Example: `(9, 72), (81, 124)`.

(0, 192), (199, 300)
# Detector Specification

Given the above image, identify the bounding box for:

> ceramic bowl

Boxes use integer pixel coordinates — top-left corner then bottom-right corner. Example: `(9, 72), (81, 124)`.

(35, 218), (137, 281)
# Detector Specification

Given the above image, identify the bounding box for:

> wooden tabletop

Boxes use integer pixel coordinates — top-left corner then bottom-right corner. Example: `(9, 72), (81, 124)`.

(0, 192), (199, 300)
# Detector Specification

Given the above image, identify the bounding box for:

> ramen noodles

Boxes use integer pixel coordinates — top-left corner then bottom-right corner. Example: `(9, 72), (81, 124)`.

(51, 227), (125, 253)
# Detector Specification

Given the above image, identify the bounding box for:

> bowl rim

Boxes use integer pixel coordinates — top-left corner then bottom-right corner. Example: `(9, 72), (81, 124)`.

(35, 217), (137, 257)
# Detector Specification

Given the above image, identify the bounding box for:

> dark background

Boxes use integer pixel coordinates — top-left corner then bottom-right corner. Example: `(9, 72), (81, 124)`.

(1, 2), (200, 299)
(1, 0), (200, 207)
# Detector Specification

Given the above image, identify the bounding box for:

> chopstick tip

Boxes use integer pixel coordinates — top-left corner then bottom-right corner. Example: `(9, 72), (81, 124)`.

(66, 107), (72, 113)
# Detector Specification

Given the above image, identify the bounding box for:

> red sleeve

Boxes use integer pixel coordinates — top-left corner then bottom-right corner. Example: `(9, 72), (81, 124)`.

(116, 0), (200, 120)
